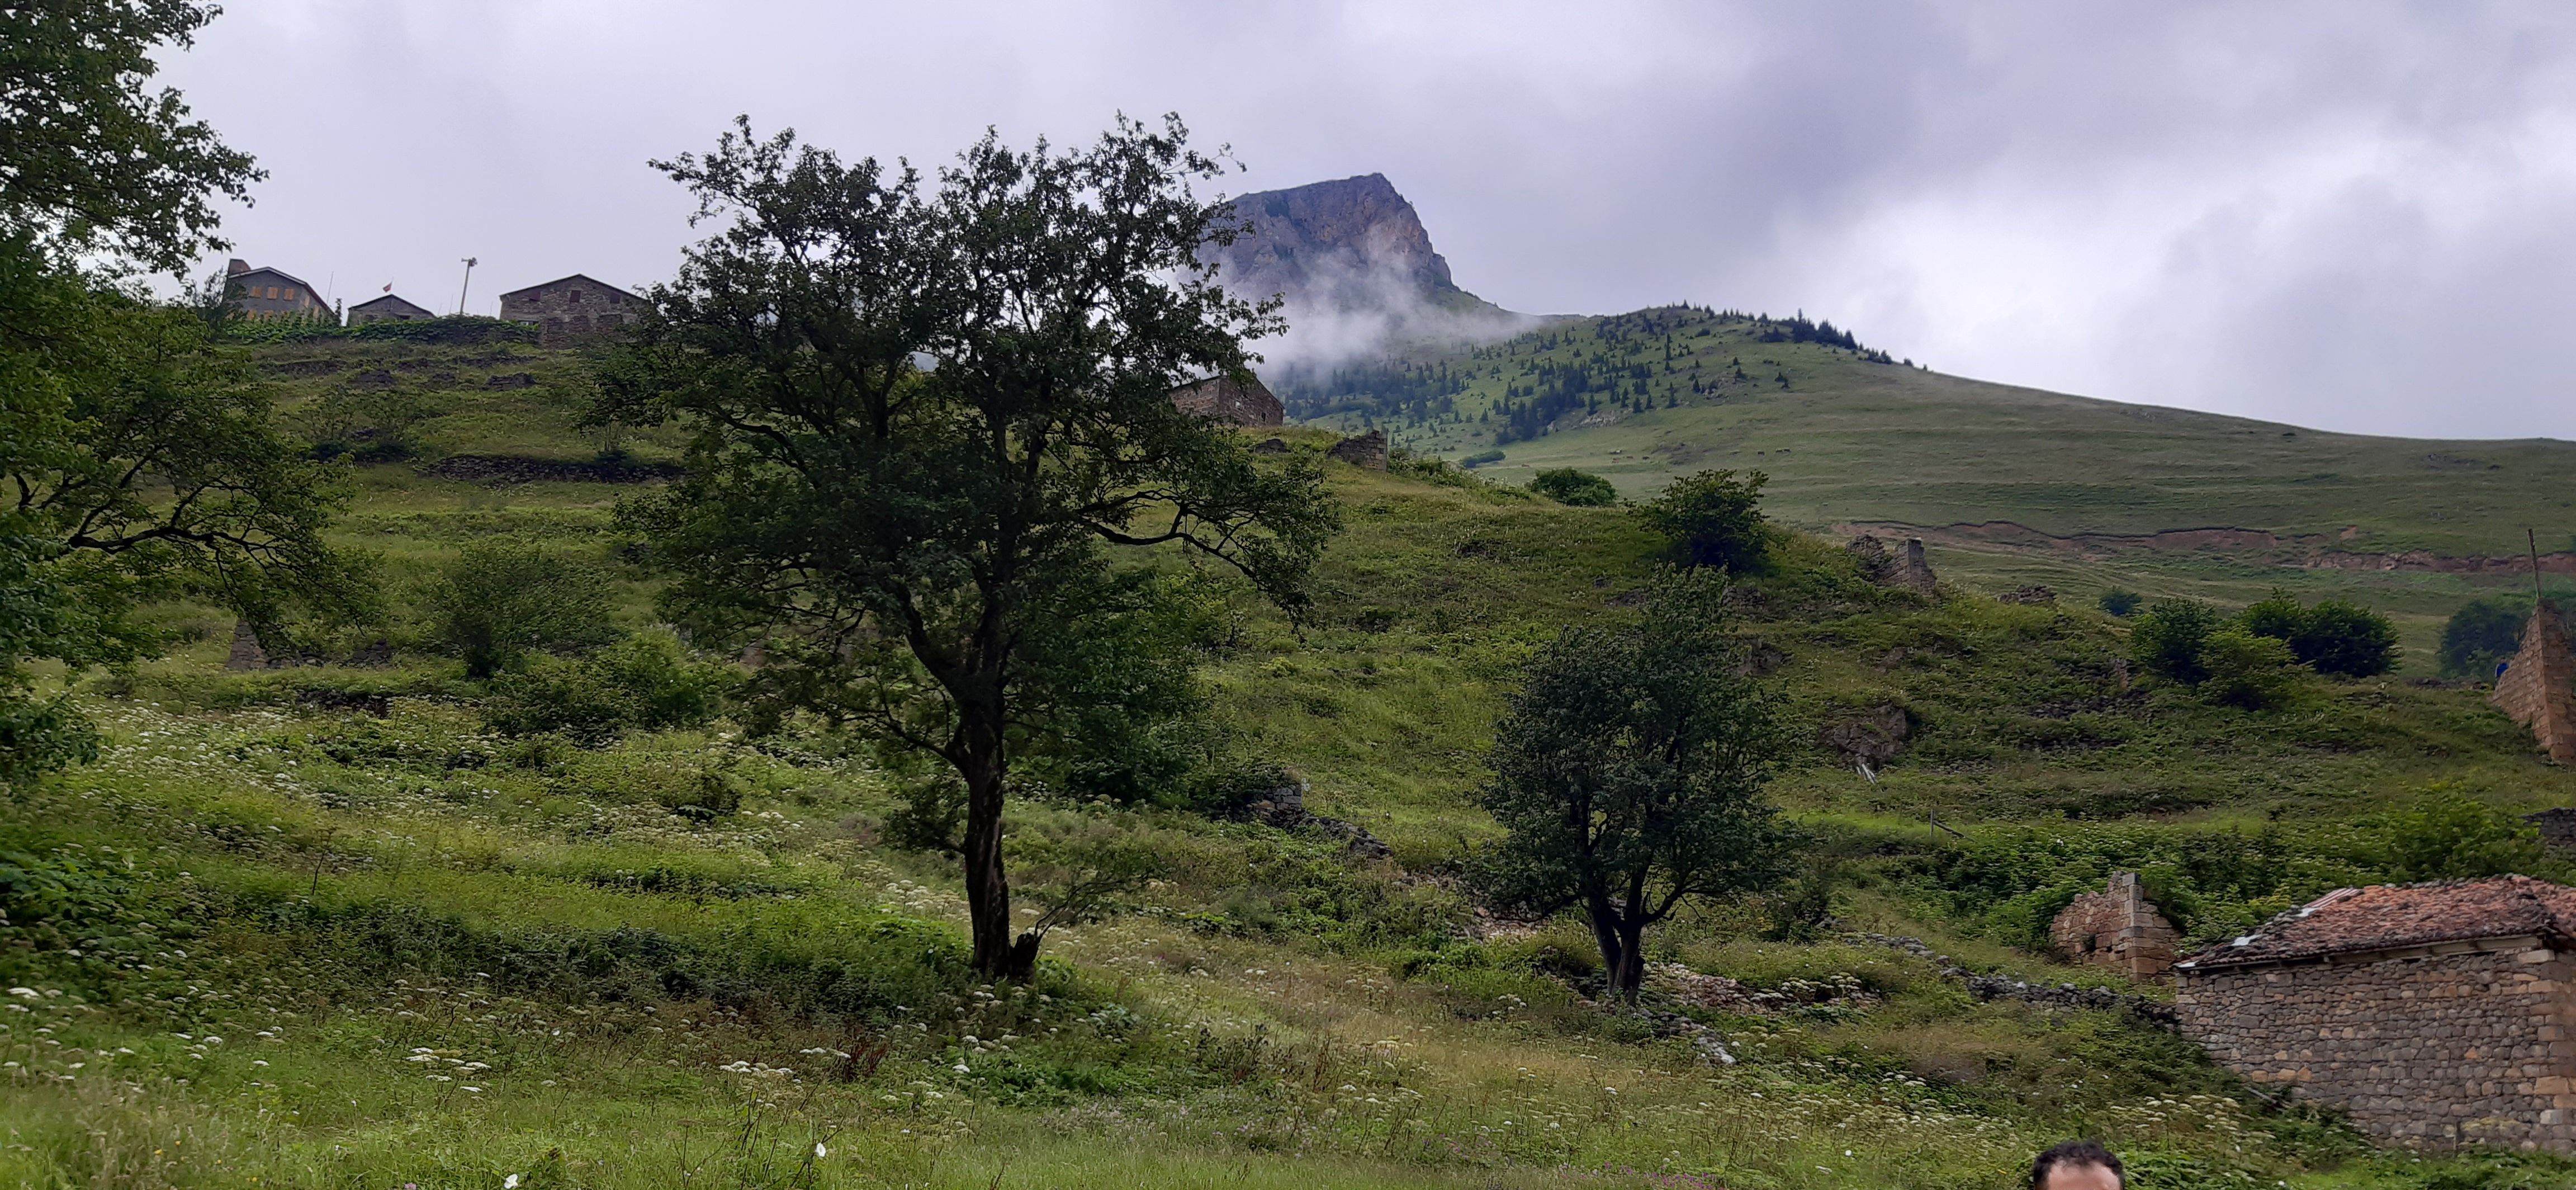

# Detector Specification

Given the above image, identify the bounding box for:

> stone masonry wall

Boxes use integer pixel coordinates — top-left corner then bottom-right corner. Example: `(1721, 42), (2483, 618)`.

(2051, 872), (2180, 981)
(499, 279), (642, 344)
(2493, 601), (2576, 764)
(2177, 944), (2576, 1152)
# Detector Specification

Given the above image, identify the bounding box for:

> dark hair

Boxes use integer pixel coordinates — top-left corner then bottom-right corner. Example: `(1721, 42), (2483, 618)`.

(2031, 1140), (2123, 1187)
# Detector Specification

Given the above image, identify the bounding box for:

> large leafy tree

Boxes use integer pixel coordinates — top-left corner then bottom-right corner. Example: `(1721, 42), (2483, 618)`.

(601, 115), (1338, 979)
(1474, 570), (1796, 998)
(3, 1), (365, 787)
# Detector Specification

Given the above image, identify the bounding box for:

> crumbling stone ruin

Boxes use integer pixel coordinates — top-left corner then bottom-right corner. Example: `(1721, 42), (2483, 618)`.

(2529, 808), (2576, 855)
(225, 619), (269, 670)
(1325, 429), (1388, 470)
(1846, 533), (1936, 597)
(2175, 875), (2576, 1153)
(1168, 374), (1284, 427)
(1817, 702), (1910, 775)
(2492, 600), (2576, 764)
(1235, 779), (1391, 861)
(2050, 872), (2180, 981)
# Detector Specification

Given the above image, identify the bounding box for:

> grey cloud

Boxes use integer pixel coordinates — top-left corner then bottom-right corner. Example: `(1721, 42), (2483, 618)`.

(163, 0), (2576, 437)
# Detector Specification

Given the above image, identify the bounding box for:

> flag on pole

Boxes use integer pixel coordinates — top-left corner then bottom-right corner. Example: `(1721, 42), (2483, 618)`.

(382, 283), (392, 292)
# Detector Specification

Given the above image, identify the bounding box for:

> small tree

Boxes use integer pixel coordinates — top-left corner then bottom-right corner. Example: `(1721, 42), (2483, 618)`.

(421, 541), (617, 678)
(2198, 624), (2303, 710)
(2440, 598), (2530, 678)
(2129, 598), (2220, 684)
(1528, 467), (1616, 507)
(1636, 469), (1770, 572)
(2096, 589), (2143, 617)
(1473, 569), (1795, 998)
(601, 116), (1337, 980)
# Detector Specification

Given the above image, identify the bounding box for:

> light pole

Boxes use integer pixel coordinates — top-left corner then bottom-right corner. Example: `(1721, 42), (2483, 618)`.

(456, 257), (477, 315)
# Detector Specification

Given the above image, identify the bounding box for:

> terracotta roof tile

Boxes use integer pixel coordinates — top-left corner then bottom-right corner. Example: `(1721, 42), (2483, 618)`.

(2175, 875), (2576, 971)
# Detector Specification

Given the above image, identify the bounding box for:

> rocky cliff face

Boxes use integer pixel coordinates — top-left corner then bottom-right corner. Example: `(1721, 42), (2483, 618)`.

(1205, 176), (1518, 370)
(1208, 173), (1467, 311)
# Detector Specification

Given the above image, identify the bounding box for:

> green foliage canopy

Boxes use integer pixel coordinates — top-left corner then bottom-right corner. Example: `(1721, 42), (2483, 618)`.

(2440, 599), (2530, 678)
(1472, 569), (1795, 997)
(2239, 590), (2397, 678)
(420, 541), (617, 679)
(1635, 469), (1770, 572)
(1528, 467), (1617, 506)
(602, 115), (1339, 979)
(2378, 790), (2549, 882)
(2128, 598), (2220, 684)
(2196, 624), (2304, 710)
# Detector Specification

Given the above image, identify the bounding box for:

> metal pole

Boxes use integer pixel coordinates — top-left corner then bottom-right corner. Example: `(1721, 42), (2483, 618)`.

(456, 257), (477, 315)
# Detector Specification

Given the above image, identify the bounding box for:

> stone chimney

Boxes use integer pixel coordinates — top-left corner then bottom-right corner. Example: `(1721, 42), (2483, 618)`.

(2493, 601), (2576, 764)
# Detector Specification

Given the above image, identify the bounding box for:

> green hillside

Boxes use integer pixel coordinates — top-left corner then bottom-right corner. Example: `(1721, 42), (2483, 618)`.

(6, 336), (2576, 1188)
(1280, 306), (2576, 665)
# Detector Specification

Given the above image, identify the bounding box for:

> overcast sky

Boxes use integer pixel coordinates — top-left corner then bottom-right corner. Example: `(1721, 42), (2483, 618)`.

(163, 1), (2576, 440)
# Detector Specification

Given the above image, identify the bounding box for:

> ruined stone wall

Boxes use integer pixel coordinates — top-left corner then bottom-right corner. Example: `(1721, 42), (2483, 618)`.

(2493, 601), (2576, 764)
(2177, 944), (2576, 1151)
(2051, 872), (2180, 980)
(1169, 375), (1283, 426)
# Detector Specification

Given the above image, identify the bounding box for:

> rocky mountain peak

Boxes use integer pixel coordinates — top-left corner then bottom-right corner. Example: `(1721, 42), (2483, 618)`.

(1208, 173), (1462, 311)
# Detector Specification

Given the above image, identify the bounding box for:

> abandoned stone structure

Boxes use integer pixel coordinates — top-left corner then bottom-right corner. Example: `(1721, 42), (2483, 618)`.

(223, 259), (333, 322)
(2175, 875), (2576, 1153)
(2493, 600), (2576, 764)
(225, 620), (269, 670)
(1327, 429), (1388, 470)
(2051, 872), (2180, 980)
(1168, 374), (1284, 426)
(347, 292), (434, 326)
(1847, 534), (1938, 597)
(498, 274), (643, 343)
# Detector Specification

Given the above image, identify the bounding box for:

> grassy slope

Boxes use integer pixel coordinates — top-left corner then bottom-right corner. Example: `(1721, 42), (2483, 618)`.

(1286, 306), (2576, 666)
(4, 339), (2574, 1188)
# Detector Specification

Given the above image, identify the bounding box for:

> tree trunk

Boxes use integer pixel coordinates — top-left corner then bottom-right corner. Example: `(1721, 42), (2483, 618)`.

(1587, 898), (1644, 1000)
(958, 714), (1017, 980)
(1611, 918), (1647, 997)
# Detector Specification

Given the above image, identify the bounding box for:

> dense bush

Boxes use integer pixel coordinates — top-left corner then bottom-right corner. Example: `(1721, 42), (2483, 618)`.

(2198, 624), (2304, 710)
(419, 541), (619, 677)
(1635, 469), (1771, 572)
(485, 631), (736, 742)
(2440, 598), (2529, 678)
(2128, 598), (2220, 684)
(1528, 467), (1617, 506)
(2376, 790), (2550, 882)
(1459, 448), (1504, 468)
(2097, 589), (2142, 617)
(2241, 591), (2397, 678)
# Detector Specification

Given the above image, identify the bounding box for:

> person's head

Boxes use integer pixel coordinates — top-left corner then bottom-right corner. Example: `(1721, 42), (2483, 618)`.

(2030, 1140), (2123, 1190)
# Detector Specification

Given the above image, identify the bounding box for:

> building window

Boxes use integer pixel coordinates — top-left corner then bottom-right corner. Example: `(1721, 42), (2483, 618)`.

(282, 287), (297, 301)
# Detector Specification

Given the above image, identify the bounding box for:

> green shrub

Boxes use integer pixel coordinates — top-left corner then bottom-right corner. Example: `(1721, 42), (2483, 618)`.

(2097, 589), (2142, 617)
(2198, 624), (2303, 710)
(2129, 598), (2220, 684)
(1460, 448), (1504, 468)
(1527, 467), (1617, 506)
(485, 631), (736, 742)
(2378, 790), (2549, 881)
(2440, 598), (2530, 678)
(558, 743), (745, 819)
(419, 541), (618, 678)
(1635, 469), (1771, 572)
(2239, 591), (2397, 678)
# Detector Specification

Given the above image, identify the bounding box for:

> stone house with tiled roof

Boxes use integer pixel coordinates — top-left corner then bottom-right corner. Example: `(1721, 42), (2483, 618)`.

(224, 258), (333, 322)
(2175, 875), (2576, 1152)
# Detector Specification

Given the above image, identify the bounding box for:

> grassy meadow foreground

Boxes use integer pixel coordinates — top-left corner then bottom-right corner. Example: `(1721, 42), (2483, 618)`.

(10, 335), (2576, 1189)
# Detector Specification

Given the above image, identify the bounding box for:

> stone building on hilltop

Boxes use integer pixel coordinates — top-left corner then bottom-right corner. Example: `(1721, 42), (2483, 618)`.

(2175, 875), (2576, 1153)
(2051, 872), (2180, 981)
(347, 292), (435, 326)
(223, 258), (333, 322)
(499, 274), (644, 343)
(2493, 600), (2576, 764)
(1168, 374), (1284, 426)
